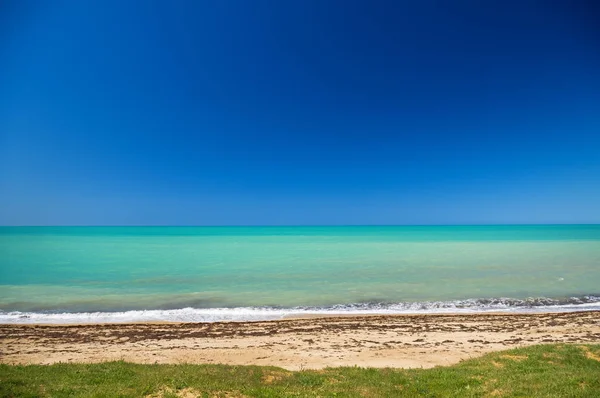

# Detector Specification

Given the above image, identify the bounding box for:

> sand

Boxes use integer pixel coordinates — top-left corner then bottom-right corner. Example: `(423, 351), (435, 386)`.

(1, 311), (599, 370)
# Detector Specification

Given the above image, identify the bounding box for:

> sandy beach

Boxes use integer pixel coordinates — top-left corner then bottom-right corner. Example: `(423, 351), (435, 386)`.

(1, 311), (599, 370)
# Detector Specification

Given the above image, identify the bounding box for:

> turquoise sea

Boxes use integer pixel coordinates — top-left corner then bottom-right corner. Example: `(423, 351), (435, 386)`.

(1, 225), (599, 323)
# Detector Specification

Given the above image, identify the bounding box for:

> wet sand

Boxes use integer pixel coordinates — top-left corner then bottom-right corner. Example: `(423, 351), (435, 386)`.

(1, 311), (599, 370)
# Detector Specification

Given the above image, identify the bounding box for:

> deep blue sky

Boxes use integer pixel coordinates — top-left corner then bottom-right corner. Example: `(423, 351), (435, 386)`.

(1, 0), (599, 225)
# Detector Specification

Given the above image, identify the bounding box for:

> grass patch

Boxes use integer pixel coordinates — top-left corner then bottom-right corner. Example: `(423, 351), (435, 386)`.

(1, 344), (599, 397)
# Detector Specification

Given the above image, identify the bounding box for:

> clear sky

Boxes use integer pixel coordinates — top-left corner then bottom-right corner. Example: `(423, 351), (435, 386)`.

(1, 0), (599, 225)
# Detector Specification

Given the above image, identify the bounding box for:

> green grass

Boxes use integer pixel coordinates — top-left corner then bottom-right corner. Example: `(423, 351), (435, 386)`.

(1, 344), (599, 397)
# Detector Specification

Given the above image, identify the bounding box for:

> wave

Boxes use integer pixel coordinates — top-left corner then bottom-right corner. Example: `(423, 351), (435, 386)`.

(1, 295), (599, 324)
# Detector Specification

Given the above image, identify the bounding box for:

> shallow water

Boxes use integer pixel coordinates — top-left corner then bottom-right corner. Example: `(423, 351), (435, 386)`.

(1, 225), (599, 323)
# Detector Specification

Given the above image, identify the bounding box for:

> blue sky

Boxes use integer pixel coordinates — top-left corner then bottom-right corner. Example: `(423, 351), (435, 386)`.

(1, 0), (599, 225)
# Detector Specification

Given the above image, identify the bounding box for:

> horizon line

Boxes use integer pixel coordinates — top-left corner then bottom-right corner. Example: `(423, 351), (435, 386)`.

(2, 223), (600, 228)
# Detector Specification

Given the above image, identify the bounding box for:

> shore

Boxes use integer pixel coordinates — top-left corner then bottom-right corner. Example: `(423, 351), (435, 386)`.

(1, 311), (599, 370)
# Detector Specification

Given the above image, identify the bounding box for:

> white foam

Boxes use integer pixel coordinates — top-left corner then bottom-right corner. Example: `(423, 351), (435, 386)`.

(1, 299), (599, 324)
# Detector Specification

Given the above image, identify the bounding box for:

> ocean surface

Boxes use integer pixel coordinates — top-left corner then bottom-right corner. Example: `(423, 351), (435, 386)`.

(1, 225), (599, 323)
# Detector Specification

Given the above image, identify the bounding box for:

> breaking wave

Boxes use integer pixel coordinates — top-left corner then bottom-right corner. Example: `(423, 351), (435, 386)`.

(1, 295), (599, 324)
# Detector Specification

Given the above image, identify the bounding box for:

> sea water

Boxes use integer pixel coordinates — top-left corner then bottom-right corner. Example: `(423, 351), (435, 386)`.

(1, 225), (599, 323)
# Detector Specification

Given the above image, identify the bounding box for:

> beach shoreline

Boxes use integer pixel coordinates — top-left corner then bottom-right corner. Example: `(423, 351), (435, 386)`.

(2, 310), (599, 370)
